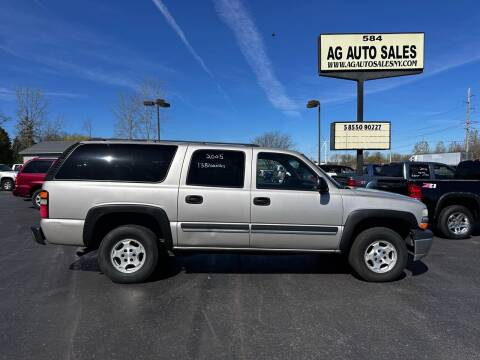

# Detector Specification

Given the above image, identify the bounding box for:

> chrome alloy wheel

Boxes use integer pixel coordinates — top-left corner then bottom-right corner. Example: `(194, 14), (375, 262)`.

(364, 241), (398, 274)
(110, 239), (146, 274)
(447, 212), (470, 235)
(2, 180), (13, 190)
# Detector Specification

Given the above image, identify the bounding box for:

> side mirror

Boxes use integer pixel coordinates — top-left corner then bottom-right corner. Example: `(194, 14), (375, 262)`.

(317, 177), (329, 194)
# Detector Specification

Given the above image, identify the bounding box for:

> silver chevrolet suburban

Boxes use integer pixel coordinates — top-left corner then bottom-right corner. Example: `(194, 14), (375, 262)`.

(31, 140), (433, 283)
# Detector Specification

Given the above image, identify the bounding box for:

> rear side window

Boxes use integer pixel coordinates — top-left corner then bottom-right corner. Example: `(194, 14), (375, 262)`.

(22, 160), (54, 174)
(187, 149), (245, 188)
(409, 164), (431, 179)
(433, 164), (455, 179)
(55, 144), (177, 182)
(378, 164), (403, 177)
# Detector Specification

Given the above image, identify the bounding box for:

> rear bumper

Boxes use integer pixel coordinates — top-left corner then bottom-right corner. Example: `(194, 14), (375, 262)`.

(408, 229), (433, 261)
(31, 226), (46, 245)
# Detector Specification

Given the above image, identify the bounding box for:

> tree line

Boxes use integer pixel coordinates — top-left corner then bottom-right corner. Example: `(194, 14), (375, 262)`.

(0, 79), (163, 165)
(0, 88), (92, 164)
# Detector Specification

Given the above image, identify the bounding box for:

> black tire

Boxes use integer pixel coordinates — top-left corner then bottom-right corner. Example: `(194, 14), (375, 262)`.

(31, 189), (42, 209)
(437, 205), (474, 239)
(348, 227), (408, 282)
(98, 225), (159, 284)
(1, 178), (14, 191)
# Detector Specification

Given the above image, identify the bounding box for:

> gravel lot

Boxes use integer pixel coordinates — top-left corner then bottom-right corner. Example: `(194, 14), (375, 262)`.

(1, 191), (479, 360)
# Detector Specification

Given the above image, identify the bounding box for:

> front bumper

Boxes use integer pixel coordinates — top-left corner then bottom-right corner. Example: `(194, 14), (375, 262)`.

(407, 229), (433, 261)
(31, 226), (46, 245)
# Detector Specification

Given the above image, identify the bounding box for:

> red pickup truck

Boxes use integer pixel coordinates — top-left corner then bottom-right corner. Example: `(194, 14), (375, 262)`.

(13, 157), (56, 208)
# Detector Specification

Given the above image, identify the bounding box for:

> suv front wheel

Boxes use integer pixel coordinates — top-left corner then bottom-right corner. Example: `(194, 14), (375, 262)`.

(348, 227), (408, 282)
(98, 225), (159, 284)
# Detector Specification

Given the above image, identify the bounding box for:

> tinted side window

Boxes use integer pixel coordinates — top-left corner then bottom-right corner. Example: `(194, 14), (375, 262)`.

(187, 149), (245, 188)
(22, 160), (54, 174)
(433, 164), (454, 179)
(55, 144), (177, 182)
(257, 152), (318, 191)
(409, 164), (431, 179)
(379, 164), (403, 177)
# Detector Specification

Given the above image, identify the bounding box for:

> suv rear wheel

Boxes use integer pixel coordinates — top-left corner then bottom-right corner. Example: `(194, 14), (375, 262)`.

(31, 189), (42, 209)
(348, 227), (408, 282)
(438, 205), (473, 239)
(98, 225), (159, 283)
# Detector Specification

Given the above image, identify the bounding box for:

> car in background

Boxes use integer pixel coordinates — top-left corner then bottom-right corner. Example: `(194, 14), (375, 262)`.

(13, 158), (56, 208)
(0, 164), (17, 191)
(11, 163), (23, 172)
(335, 161), (480, 239)
(319, 164), (354, 178)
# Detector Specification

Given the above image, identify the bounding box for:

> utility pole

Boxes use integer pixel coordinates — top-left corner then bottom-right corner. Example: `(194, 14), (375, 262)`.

(465, 88), (471, 160)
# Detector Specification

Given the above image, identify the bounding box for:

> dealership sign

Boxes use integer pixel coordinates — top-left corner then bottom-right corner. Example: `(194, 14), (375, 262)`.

(330, 122), (391, 150)
(319, 33), (424, 75)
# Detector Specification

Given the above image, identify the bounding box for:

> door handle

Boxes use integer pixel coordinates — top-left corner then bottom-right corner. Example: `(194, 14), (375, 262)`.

(253, 197), (270, 206)
(185, 195), (203, 204)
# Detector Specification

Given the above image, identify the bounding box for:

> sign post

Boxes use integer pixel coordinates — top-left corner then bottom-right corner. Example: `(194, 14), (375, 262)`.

(318, 32), (424, 173)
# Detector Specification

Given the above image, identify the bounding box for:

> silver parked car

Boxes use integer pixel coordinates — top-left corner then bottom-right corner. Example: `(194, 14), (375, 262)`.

(31, 140), (432, 283)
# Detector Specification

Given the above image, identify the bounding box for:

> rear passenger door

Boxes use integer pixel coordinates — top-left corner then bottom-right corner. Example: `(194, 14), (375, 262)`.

(176, 146), (252, 248)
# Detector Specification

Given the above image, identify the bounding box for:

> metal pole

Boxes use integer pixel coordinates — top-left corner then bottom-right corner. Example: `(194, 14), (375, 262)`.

(318, 104), (321, 164)
(356, 79), (364, 174)
(157, 104), (160, 141)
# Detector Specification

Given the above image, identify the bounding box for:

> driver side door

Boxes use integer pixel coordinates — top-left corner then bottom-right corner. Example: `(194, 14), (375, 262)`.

(250, 150), (343, 250)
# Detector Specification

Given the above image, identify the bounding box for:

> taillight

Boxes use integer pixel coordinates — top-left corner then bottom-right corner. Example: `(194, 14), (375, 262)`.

(39, 191), (49, 219)
(347, 177), (366, 187)
(407, 182), (423, 201)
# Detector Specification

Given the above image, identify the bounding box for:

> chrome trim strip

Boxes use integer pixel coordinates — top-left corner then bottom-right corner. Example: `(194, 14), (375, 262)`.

(180, 223), (249, 233)
(173, 246), (340, 253)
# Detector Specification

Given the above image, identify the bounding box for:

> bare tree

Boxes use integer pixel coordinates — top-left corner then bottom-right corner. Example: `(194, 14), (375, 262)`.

(113, 93), (140, 139)
(113, 79), (164, 140)
(448, 141), (464, 153)
(82, 119), (93, 138)
(40, 116), (64, 141)
(434, 141), (446, 153)
(412, 140), (430, 154)
(15, 87), (48, 149)
(136, 79), (163, 140)
(252, 131), (295, 150)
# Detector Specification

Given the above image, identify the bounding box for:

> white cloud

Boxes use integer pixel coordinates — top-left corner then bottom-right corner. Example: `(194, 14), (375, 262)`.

(151, 0), (232, 103)
(213, 0), (298, 113)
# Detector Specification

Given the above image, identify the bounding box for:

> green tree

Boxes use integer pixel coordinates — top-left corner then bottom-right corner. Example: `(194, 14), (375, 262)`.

(0, 126), (13, 164)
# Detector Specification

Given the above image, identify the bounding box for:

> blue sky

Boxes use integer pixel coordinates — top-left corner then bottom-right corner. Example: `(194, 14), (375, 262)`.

(1, 0), (479, 158)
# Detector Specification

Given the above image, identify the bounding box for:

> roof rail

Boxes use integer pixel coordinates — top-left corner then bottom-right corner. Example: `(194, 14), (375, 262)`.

(86, 138), (259, 147)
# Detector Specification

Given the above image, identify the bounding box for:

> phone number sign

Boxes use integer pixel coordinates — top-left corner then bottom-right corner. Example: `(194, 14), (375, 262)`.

(319, 33), (424, 73)
(330, 121), (391, 150)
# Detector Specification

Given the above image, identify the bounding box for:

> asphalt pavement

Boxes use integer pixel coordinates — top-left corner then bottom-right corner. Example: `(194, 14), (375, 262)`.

(1, 191), (479, 360)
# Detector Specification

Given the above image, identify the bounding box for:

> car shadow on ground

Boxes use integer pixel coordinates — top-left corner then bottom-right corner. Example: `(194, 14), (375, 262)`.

(69, 251), (428, 281)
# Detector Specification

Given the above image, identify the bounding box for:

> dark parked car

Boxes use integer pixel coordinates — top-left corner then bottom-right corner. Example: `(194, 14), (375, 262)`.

(13, 158), (56, 208)
(337, 161), (480, 239)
